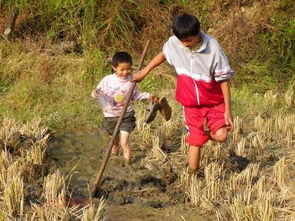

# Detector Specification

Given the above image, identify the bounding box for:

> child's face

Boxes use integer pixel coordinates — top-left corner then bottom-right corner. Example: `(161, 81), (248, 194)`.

(113, 62), (132, 80)
(179, 34), (202, 49)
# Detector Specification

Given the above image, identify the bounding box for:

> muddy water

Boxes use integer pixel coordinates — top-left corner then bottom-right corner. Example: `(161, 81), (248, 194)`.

(48, 129), (211, 221)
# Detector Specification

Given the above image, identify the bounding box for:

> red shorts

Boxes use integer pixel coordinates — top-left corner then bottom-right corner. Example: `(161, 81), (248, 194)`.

(183, 103), (226, 146)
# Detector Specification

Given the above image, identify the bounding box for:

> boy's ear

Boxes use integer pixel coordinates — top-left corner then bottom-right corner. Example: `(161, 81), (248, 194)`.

(112, 66), (116, 72)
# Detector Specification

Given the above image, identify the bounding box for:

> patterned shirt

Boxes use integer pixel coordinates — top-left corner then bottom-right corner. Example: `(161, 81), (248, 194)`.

(95, 73), (150, 117)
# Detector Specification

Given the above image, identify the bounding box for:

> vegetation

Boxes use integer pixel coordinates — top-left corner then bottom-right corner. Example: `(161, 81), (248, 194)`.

(0, 0), (294, 127)
(0, 0), (294, 220)
(0, 41), (106, 128)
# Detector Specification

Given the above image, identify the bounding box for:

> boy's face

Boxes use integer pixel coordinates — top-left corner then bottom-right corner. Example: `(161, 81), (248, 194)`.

(113, 62), (132, 80)
(179, 34), (202, 49)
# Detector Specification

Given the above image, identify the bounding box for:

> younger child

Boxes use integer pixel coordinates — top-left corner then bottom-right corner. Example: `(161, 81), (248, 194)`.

(133, 13), (234, 176)
(92, 52), (156, 165)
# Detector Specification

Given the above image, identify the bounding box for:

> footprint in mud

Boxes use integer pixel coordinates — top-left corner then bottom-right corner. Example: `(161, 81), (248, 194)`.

(230, 155), (251, 171)
(97, 176), (136, 197)
(97, 174), (178, 208)
(136, 174), (166, 190)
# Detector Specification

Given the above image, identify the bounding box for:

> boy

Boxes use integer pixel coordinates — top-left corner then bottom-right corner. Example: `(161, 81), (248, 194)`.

(133, 13), (234, 175)
(92, 52), (157, 165)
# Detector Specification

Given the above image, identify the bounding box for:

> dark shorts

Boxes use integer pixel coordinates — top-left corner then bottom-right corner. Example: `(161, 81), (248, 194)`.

(103, 111), (136, 135)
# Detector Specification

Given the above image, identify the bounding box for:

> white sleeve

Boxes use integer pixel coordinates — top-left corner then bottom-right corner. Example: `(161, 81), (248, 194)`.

(162, 41), (172, 65)
(96, 77), (109, 94)
(214, 44), (234, 82)
(132, 85), (150, 101)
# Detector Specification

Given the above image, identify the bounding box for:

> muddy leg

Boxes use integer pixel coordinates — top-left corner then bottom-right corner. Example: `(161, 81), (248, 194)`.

(120, 131), (131, 164)
(111, 135), (120, 155)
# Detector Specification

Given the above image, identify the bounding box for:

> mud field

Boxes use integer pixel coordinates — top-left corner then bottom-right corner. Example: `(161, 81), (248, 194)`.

(47, 92), (295, 220)
(48, 129), (214, 221)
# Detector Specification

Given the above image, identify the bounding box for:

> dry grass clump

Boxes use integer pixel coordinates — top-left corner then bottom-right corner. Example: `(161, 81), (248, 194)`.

(3, 175), (24, 217)
(0, 118), (50, 153)
(31, 169), (105, 221)
(0, 118), (105, 220)
(0, 118), (49, 218)
(31, 170), (105, 221)
(43, 170), (67, 208)
(134, 88), (295, 220)
(81, 199), (106, 221)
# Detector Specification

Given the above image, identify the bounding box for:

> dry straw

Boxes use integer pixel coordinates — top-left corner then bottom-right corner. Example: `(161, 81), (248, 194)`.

(3, 175), (24, 217)
(0, 118), (105, 220)
(178, 89), (295, 220)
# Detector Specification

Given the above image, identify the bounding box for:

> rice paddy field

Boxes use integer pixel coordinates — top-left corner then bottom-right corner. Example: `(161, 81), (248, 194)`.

(0, 86), (294, 220)
(0, 0), (294, 220)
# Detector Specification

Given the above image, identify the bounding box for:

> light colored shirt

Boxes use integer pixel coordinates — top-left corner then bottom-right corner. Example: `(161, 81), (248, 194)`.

(163, 31), (234, 83)
(95, 73), (150, 117)
(162, 31), (234, 107)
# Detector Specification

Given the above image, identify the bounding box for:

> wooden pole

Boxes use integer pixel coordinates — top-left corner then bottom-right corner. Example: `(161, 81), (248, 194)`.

(91, 40), (151, 197)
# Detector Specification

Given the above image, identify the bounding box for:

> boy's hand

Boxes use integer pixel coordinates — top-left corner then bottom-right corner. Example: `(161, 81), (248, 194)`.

(132, 69), (149, 82)
(91, 88), (100, 98)
(150, 94), (159, 102)
(224, 110), (233, 131)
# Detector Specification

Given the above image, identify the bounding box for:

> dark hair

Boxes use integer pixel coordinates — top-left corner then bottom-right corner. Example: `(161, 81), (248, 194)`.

(111, 51), (132, 67)
(172, 13), (200, 39)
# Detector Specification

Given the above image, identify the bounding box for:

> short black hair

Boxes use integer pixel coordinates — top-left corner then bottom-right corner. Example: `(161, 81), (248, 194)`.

(172, 13), (200, 39)
(111, 52), (132, 67)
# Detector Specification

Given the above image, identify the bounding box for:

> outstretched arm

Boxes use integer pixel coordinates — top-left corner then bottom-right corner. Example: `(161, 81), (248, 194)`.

(132, 52), (166, 82)
(220, 80), (233, 130)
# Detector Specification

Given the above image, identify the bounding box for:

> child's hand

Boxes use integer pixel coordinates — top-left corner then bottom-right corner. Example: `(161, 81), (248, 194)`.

(91, 88), (100, 98)
(224, 110), (233, 131)
(132, 69), (149, 82)
(150, 94), (159, 102)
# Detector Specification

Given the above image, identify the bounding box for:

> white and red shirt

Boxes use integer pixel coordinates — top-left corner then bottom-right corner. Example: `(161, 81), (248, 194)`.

(163, 31), (234, 107)
(95, 73), (150, 117)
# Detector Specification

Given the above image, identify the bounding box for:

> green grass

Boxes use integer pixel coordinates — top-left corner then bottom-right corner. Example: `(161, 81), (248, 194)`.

(0, 0), (294, 129)
(0, 42), (107, 128)
(0, 42), (165, 129)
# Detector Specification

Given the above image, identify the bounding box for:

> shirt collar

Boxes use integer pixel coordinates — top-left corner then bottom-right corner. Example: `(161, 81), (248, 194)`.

(113, 73), (130, 82)
(195, 31), (208, 53)
(174, 30), (208, 53)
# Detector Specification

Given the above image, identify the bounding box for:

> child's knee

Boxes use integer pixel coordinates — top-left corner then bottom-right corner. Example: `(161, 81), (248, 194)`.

(213, 127), (228, 142)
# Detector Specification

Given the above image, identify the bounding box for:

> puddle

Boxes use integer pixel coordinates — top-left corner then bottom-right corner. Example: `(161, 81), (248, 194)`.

(48, 129), (212, 221)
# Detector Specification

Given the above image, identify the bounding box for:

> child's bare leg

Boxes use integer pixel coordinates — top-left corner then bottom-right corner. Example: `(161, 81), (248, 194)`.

(111, 135), (120, 155)
(120, 131), (131, 164)
(210, 127), (228, 142)
(188, 145), (201, 172)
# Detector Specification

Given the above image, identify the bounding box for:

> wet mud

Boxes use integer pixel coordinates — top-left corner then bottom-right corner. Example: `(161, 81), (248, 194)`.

(48, 129), (213, 221)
